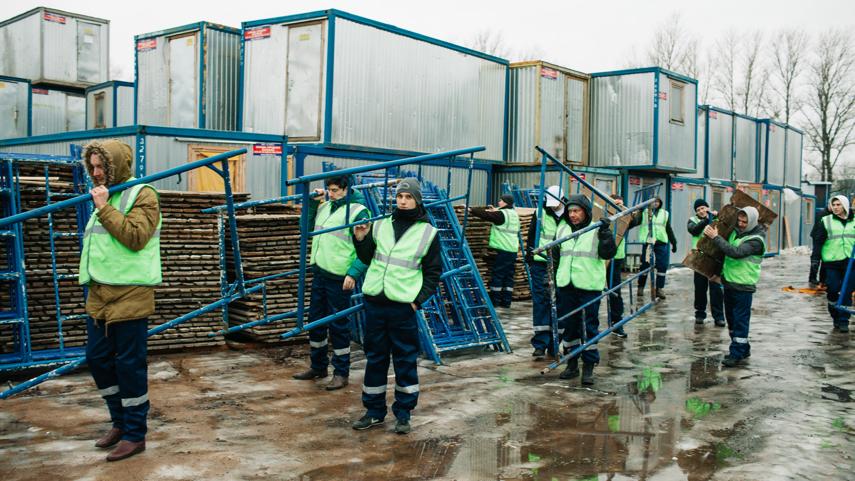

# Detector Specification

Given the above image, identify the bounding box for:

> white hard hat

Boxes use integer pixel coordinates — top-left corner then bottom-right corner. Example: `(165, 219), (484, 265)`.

(545, 185), (564, 207)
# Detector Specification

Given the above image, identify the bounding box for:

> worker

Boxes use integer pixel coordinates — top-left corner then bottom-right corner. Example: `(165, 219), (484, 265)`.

(556, 195), (617, 385)
(525, 185), (566, 358)
(703, 206), (766, 367)
(470, 194), (520, 308)
(292, 175), (369, 390)
(606, 194), (641, 339)
(636, 196), (677, 300)
(813, 195), (855, 333)
(687, 198), (725, 326)
(79, 140), (161, 462)
(352, 178), (442, 434)
(809, 202), (832, 289)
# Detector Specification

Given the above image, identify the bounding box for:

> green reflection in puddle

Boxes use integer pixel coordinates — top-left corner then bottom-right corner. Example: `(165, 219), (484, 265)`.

(686, 397), (721, 419)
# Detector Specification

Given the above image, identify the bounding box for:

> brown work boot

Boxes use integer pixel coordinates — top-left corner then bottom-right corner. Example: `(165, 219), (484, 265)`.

(292, 368), (327, 380)
(325, 374), (349, 391)
(95, 427), (123, 449)
(636, 286), (644, 299)
(106, 440), (145, 462)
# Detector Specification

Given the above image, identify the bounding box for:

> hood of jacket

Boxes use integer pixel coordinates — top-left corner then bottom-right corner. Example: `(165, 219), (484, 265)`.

(736, 206), (764, 236)
(82, 139), (133, 187)
(565, 194), (593, 230)
(830, 194), (851, 219)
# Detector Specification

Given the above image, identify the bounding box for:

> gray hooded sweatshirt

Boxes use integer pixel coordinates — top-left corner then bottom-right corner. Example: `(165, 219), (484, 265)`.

(712, 206), (766, 292)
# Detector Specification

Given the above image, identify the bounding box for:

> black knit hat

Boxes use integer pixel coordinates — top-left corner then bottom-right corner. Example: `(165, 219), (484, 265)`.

(500, 194), (514, 207)
(396, 177), (423, 205)
(693, 198), (709, 211)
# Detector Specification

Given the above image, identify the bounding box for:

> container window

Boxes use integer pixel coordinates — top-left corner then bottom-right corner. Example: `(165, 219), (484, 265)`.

(94, 92), (106, 128)
(669, 81), (685, 125)
(712, 188), (724, 211)
(804, 199), (814, 225)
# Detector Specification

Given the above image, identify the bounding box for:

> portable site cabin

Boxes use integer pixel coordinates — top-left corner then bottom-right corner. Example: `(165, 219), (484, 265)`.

(669, 178), (708, 265)
(784, 126), (803, 189)
(589, 67), (698, 174)
(135, 22), (241, 131)
(239, 9), (508, 162)
(0, 7), (109, 88)
(31, 86), (85, 135)
(85, 81), (134, 129)
(0, 127), (287, 200)
(0, 75), (31, 140)
(506, 61), (589, 164)
(759, 119), (786, 186)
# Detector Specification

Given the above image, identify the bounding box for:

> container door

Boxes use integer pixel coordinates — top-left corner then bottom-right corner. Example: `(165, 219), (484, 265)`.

(285, 22), (324, 140)
(0, 81), (23, 139)
(801, 198), (814, 246)
(763, 189), (781, 255)
(168, 33), (199, 128)
(94, 92), (106, 128)
(187, 146), (245, 193)
(77, 22), (102, 83)
(66, 94), (85, 132)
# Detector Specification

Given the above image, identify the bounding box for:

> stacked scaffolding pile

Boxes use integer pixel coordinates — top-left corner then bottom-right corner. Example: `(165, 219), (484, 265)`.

(224, 204), (311, 343)
(455, 206), (534, 301)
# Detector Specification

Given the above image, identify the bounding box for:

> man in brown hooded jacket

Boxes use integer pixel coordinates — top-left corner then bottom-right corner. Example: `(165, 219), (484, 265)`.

(79, 139), (161, 462)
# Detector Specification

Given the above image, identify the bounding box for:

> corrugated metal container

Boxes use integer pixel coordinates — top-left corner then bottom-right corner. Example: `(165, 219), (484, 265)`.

(85, 81), (134, 129)
(781, 188), (802, 248)
(733, 114), (759, 182)
(762, 187), (782, 255)
(669, 179), (708, 264)
(590, 67), (697, 173)
(0, 7), (109, 88)
(507, 61), (589, 164)
(784, 126), (803, 188)
(761, 120), (786, 185)
(0, 75), (30, 139)
(706, 107), (733, 181)
(800, 195), (816, 246)
(135, 22), (240, 131)
(685, 107), (706, 179)
(241, 10), (508, 162)
(31, 86), (85, 135)
(0, 127), (287, 200)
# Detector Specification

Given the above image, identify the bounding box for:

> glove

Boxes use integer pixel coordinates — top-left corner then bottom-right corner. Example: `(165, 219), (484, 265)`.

(671, 243), (677, 253)
(598, 217), (612, 231)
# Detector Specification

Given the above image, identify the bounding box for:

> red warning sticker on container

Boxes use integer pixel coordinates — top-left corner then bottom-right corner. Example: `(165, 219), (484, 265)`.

(709, 111), (717, 119)
(136, 39), (157, 52)
(672, 182), (685, 190)
(32, 88), (49, 95)
(726, 187), (734, 192)
(540, 67), (558, 80)
(244, 26), (271, 41)
(658, 92), (668, 101)
(43, 12), (66, 24)
(629, 176), (641, 186)
(252, 143), (282, 155)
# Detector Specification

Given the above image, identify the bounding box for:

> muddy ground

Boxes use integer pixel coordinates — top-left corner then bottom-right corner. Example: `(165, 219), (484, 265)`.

(0, 251), (853, 480)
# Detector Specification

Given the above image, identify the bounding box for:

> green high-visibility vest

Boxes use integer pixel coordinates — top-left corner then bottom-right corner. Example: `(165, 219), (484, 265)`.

(310, 201), (367, 276)
(532, 214), (559, 263)
(615, 239), (626, 260)
(639, 209), (669, 244)
(488, 209), (520, 253)
(555, 222), (607, 291)
(690, 215), (703, 248)
(821, 215), (855, 262)
(722, 232), (765, 286)
(79, 180), (162, 286)
(362, 217), (438, 303)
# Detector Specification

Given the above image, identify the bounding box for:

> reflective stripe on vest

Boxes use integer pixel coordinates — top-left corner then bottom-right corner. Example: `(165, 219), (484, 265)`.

(532, 214), (559, 262)
(639, 209), (669, 244)
(821, 215), (855, 262)
(488, 209), (520, 253)
(362, 218), (437, 303)
(79, 180), (162, 286)
(722, 232), (765, 286)
(555, 222), (607, 291)
(310, 201), (367, 276)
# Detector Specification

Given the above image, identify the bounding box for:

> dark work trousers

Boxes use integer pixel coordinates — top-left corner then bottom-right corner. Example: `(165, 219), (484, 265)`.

(694, 272), (724, 321)
(361, 300), (420, 422)
(557, 283), (602, 365)
(529, 261), (554, 352)
(825, 267), (854, 328)
(86, 317), (149, 442)
(607, 258), (625, 327)
(723, 287), (753, 359)
(638, 243), (670, 290)
(489, 249), (517, 307)
(308, 274), (353, 377)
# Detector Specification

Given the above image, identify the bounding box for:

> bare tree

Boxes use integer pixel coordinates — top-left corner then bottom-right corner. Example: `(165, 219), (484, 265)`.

(467, 29), (512, 59)
(768, 29), (808, 124)
(710, 30), (740, 111)
(738, 31), (768, 117)
(802, 31), (855, 182)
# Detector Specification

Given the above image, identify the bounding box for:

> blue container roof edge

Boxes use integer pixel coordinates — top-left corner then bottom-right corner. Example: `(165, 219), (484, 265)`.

(0, 75), (31, 84)
(134, 21), (240, 40)
(590, 66), (698, 85)
(0, 125), (287, 147)
(242, 9), (509, 66)
(84, 80), (134, 94)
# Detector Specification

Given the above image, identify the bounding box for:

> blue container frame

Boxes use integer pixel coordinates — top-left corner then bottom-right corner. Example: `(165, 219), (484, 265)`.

(238, 9), (509, 162)
(0, 75), (32, 138)
(590, 67), (699, 174)
(134, 22), (241, 130)
(84, 80), (134, 129)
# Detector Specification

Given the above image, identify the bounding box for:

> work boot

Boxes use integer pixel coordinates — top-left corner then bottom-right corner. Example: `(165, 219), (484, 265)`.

(106, 440), (145, 462)
(834, 324), (850, 333)
(655, 289), (666, 300)
(532, 348), (546, 358)
(714, 319), (726, 327)
(636, 286), (644, 299)
(581, 363), (595, 385)
(721, 356), (745, 368)
(352, 414), (384, 431)
(559, 357), (579, 380)
(325, 374), (348, 391)
(394, 419), (412, 435)
(613, 326), (628, 338)
(292, 368), (327, 380)
(695, 317), (705, 325)
(94, 427), (123, 449)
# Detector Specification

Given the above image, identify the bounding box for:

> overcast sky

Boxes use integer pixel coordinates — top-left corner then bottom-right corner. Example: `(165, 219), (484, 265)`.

(3, 0), (852, 80)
